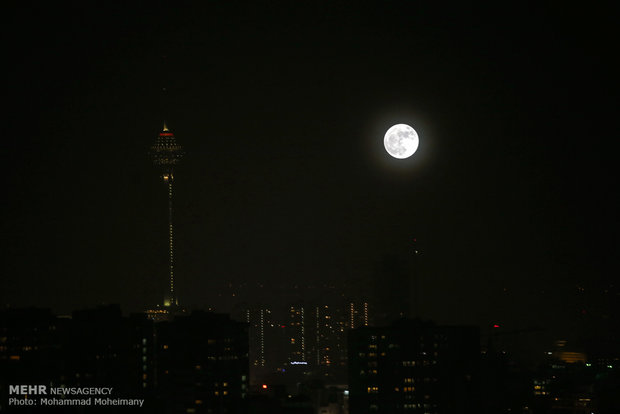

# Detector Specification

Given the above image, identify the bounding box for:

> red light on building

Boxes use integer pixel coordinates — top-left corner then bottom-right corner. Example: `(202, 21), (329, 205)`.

(493, 324), (500, 328)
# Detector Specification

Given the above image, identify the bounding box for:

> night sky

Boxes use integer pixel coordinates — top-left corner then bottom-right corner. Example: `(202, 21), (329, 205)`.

(3, 3), (617, 336)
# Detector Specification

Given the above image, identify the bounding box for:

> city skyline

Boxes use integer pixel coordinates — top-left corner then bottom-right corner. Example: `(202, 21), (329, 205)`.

(3, 2), (618, 339)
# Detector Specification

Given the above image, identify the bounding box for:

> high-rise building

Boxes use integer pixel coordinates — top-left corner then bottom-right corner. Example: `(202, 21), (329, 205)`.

(244, 307), (275, 370)
(156, 311), (249, 414)
(312, 305), (349, 383)
(150, 123), (184, 308)
(348, 301), (370, 330)
(1, 306), (249, 413)
(348, 320), (480, 413)
(287, 304), (306, 363)
(0, 305), (155, 405)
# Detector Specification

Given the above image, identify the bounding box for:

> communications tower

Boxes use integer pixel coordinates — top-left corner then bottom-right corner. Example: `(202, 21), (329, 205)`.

(150, 123), (184, 307)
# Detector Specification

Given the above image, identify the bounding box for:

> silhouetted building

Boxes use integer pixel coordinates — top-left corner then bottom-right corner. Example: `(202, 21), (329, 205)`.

(1, 306), (249, 414)
(348, 301), (369, 330)
(0, 307), (65, 402)
(348, 320), (479, 414)
(67, 305), (156, 394)
(371, 255), (414, 324)
(287, 304), (307, 364)
(528, 339), (620, 414)
(310, 305), (348, 382)
(155, 311), (249, 414)
(0, 305), (156, 412)
(242, 305), (286, 380)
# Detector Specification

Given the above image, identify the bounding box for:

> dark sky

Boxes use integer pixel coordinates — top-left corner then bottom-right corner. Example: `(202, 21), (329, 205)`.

(3, 3), (617, 333)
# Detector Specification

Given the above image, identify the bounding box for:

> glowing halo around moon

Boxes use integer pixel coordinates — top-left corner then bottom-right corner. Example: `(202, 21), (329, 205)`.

(384, 124), (419, 159)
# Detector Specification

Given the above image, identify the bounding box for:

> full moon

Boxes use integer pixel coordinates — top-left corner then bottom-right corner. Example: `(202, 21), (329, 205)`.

(384, 124), (419, 159)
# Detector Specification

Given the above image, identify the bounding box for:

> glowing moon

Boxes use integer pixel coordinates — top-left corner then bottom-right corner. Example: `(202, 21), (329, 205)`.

(384, 124), (419, 159)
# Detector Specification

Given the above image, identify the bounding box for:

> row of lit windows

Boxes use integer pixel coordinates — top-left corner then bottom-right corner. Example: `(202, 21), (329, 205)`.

(402, 403), (435, 410)
(363, 376), (435, 384)
(204, 355), (239, 361)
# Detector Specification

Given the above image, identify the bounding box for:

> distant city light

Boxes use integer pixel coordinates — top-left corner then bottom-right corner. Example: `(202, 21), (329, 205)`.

(290, 361), (308, 365)
(262, 384), (268, 389)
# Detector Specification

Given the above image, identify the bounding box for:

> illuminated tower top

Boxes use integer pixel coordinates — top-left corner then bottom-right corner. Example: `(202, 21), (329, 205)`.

(150, 122), (184, 171)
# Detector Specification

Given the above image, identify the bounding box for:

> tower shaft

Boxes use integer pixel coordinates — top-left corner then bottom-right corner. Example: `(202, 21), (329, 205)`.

(150, 123), (184, 307)
(167, 178), (176, 305)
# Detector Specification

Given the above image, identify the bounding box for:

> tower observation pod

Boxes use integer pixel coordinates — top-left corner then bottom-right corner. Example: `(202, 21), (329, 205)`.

(150, 123), (184, 307)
